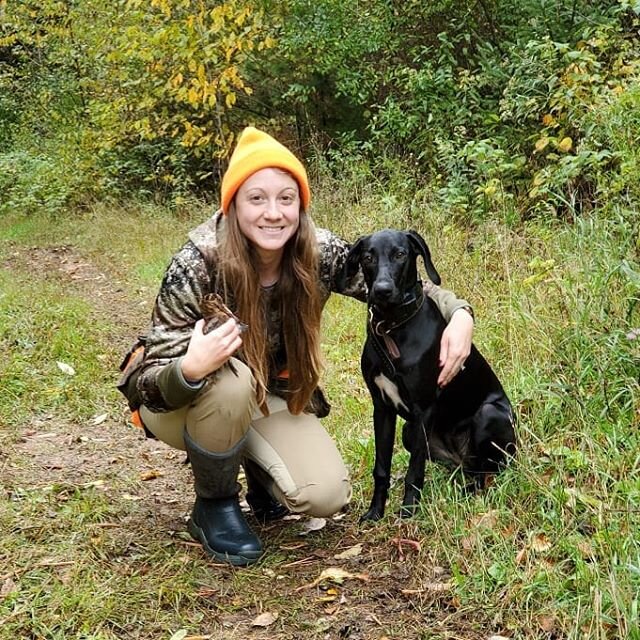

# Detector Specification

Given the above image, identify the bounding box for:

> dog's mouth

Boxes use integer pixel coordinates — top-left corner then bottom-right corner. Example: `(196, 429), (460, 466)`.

(368, 290), (403, 309)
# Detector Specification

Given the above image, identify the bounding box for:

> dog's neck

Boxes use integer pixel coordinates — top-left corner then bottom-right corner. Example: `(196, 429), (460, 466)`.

(369, 281), (425, 335)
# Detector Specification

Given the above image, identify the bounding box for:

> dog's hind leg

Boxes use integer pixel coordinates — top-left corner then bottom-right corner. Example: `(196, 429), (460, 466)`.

(400, 419), (428, 518)
(361, 403), (397, 522)
(469, 402), (516, 489)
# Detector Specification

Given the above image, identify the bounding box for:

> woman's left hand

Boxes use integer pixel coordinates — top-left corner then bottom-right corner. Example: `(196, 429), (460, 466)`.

(438, 308), (474, 387)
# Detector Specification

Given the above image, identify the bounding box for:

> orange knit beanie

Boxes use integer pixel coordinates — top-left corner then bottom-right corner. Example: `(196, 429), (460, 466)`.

(220, 127), (311, 215)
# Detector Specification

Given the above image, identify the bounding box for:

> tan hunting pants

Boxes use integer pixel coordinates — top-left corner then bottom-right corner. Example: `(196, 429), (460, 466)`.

(140, 359), (351, 517)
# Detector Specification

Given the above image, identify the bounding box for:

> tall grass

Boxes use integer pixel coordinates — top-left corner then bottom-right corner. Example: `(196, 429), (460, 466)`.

(1, 185), (638, 637)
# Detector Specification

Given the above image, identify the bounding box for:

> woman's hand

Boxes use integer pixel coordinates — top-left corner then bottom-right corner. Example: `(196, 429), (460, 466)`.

(180, 317), (243, 383)
(438, 308), (474, 387)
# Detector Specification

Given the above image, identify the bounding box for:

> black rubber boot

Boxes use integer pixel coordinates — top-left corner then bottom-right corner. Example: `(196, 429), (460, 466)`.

(184, 430), (262, 566)
(244, 458), (289, 523)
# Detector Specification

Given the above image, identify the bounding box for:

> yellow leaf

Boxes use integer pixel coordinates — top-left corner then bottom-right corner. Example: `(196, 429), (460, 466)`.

(542, 114), (555, 126)
(557, 137), (573, 152)
(534, 137), (549, 152)
(187, 88), (199, 106)
(225, 92), (236, 108)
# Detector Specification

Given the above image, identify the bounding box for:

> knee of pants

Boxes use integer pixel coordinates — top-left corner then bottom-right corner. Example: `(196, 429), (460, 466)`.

(283, 477), (352, 518)
(186, 359), (257, 450)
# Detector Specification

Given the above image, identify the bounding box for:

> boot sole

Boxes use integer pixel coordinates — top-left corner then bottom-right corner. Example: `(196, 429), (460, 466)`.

(187, 518), (262, 567)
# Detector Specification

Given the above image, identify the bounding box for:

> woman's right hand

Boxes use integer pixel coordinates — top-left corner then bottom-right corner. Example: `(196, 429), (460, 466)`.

(180, 317), (243, 383)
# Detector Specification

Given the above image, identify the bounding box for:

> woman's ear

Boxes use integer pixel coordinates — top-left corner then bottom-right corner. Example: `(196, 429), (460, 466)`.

(407, 230), (441, 285)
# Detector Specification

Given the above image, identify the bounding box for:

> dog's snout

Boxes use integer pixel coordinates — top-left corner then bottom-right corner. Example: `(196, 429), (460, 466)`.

(372, 280), (394, 300)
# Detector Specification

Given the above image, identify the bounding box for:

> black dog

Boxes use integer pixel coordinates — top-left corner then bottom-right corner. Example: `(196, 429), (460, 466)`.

(340, 229), (516, 521)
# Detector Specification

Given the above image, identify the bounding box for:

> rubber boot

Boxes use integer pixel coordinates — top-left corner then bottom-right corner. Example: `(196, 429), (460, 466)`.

(244, 458), (289, 523)
(184, 429), (263, 566)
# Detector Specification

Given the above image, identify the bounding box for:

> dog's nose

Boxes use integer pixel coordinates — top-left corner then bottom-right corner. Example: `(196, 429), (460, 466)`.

(372, 281), (393, 300)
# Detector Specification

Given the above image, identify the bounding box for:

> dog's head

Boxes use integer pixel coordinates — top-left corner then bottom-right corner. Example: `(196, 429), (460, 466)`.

(340, 229), (441, 308)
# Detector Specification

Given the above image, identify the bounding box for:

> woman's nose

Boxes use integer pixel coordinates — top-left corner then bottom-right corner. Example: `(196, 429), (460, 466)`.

(263, 198), (282, 218)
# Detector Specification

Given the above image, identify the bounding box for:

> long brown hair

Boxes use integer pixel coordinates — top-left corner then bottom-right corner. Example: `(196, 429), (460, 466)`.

(217, 202), (323, 415)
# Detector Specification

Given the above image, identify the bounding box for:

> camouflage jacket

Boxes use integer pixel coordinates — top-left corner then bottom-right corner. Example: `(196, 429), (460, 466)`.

(137, 211), (470, 413)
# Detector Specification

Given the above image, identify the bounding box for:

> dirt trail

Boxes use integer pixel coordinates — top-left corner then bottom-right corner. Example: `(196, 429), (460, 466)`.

(2, 244), (194, 543)
(1, 244), (472, 640)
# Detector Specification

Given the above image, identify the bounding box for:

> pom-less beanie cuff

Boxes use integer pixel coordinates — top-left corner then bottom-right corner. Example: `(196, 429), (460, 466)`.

(220, 127), (311, 214)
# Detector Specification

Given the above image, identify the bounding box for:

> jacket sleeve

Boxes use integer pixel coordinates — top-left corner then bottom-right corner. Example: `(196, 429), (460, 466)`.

(137, 241), (213, 412)
(316, 228), (367, 301)
(424, 281), (473, 323)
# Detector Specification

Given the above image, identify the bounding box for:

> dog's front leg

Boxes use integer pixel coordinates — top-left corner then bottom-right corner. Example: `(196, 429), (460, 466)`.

(361, 403), (397, 522)
(400, 416), (429, 518)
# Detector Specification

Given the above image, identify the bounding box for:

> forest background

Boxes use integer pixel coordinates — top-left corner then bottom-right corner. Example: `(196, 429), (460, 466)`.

(1, 1), (640, 639)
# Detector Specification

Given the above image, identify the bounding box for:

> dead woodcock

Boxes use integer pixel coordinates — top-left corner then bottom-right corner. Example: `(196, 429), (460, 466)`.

(199, 293), (248, 378)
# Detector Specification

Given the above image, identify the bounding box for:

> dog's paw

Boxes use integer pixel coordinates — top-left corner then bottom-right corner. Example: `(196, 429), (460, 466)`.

(360, 508), (384, 523)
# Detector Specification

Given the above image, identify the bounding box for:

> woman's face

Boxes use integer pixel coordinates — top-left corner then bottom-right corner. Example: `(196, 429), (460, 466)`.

(234, 167), (301, 259)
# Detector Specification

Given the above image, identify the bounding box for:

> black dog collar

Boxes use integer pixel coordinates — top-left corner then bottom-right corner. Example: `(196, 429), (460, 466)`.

(369, 281), (425, 336)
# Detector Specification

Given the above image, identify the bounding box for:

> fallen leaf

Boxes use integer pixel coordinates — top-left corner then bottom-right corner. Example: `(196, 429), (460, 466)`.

(140, 469), (163, 481)
(92, 413), (109, 425)
(56, 361), (76, 376)
(334, 544), (363, 560)
(295, 567), (369, 591)
(300, 517), (326, 534)
(531, 533), (552, 552)
(488, 636), (511, 640)
(251, 611), (278, 627)
(534, 137), (549, 152)
(122, 493), (142, 501)
(169, 631), (188, 640)
(469, 510), (499, 529)
(557, 136), (573, 152)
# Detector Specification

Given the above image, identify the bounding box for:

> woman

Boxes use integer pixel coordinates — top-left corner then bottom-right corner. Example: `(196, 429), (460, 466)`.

(133, 127), (474, 566)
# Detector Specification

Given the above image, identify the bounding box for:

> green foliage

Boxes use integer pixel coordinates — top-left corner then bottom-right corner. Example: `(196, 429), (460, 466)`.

(90, 0), (274, 190)
(1, 0), (640, 217)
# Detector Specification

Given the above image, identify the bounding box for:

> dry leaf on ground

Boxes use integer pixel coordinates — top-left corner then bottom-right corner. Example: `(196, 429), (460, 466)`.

(295, 567), (369, 592)
(334, 544), (363, 560)
(251, 611), (278, 627)
(56, 361), (76, 376)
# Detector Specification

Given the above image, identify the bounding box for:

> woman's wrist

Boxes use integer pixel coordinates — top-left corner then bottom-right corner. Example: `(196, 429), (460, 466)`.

(452, 305), (474, 324)
(179, 356), (205, 386)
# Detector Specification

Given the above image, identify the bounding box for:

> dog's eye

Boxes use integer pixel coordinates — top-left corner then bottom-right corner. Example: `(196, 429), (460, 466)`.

(362, 254), (374, 264)
(394, 251), (406, 260)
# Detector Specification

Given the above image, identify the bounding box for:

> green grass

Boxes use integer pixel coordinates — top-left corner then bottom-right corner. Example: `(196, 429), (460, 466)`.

(1, 191), (639, 638)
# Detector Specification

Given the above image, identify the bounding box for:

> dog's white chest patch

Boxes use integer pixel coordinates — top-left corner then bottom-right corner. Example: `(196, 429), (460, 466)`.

(374, 374), (409, 412)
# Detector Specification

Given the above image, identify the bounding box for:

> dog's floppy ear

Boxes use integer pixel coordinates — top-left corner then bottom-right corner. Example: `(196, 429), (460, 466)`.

(336, 237), (365, 289)
(407, 230), (441, 285)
